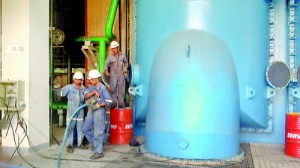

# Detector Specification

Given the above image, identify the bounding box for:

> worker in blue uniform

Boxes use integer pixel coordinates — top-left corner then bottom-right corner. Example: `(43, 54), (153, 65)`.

(59, 71), (88, 153)
(104, 41), (128, 108)
(83, 69), (112, 159)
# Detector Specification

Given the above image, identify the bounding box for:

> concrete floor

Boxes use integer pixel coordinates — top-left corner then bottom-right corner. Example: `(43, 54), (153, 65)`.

(1, 124), (300, 168)
(251, 143), (300, 168)
(5, 142), (300, 168)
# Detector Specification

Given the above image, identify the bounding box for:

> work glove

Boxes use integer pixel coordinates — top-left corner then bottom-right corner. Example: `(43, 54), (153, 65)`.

(90, 103), (101, 111)
(86, 98), (101, 110)
(123, 68), (128, 78)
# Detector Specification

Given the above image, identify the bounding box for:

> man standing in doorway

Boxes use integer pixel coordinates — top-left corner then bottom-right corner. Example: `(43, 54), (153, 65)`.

(104, 41), (128, 108)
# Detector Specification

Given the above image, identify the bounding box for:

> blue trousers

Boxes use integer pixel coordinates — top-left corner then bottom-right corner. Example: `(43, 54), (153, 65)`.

(82, 108), (105, 154)
(66, 113), (84, 147)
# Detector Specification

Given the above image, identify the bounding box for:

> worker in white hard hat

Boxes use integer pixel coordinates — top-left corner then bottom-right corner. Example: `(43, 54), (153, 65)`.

(58, 71), (88, 153)
(104, 40), (128, 108)
(85, 77), (92, 89)
(83, 69), (112, 159)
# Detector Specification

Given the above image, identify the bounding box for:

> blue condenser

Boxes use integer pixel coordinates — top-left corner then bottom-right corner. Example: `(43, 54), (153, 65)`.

(131, 0), (270, 159)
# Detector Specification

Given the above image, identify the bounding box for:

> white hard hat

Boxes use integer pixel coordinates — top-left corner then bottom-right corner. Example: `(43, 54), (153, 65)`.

(88, 69), (101, 79)
(110, 41), (119, 49)
(73, 71), (83, 80)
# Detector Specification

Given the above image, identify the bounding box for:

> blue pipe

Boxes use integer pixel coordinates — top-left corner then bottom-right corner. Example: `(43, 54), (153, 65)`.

(56, 104), (110, 168)
(56, 104), (88, 168)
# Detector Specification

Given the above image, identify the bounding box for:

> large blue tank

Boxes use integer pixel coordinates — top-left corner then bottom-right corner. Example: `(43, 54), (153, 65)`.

(132, 0), (270, 159)
(145, 30), (240, 159)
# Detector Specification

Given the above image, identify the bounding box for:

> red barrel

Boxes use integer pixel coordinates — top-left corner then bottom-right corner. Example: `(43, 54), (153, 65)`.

(285, 113), (300, 157)
(110, 108), (133, 144)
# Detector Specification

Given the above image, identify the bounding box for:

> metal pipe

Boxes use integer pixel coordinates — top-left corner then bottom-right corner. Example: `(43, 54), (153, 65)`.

(99, 38), (109, 73)
(105, 0), (119, 40)
(75, 36), (109, 43)
(126, 0), (130, 60)
(67, 54), (71, 84)
(51, 101), (68, 111)
(75, 0), (119, 72)
(49, 0), (54, 110)
(49, 0), (60, 145)
(119, 0), (122, 51)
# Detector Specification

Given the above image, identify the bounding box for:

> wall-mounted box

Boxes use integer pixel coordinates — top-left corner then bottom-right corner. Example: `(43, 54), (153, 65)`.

(0, 80), (25, 111)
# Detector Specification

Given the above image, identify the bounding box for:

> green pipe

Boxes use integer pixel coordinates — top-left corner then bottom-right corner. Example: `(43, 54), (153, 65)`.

(52, 101), (68, 111)
(105, 0), (119, 40)
(99, 38), (110, 72)
(75, 36), (109, 43)
(75, 0), (119, 72)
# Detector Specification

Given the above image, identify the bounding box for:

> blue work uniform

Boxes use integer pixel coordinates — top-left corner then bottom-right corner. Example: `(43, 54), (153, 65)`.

(104, 52), (128, 107)
(60, 84), (85, 147)
(83, 83), (112, 154)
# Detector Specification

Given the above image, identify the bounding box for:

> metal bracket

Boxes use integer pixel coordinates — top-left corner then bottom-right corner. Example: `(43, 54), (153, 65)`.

(128, 85), (143, 97)
(81, 39), (98, 69)
(292, 87), (300, 99)
(267, 86), (277, 99)
(246, 86), (256, 99)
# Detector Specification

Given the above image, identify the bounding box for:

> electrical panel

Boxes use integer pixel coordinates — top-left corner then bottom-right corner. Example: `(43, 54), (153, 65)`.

(0, 80), (25, 111)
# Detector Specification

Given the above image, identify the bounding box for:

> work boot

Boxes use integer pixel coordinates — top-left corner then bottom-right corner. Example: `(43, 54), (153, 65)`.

(67, 146), (74, 153)
(118, 103), (125, 109)
(110, 103), (117, 109)
(90, 153), (104, 159)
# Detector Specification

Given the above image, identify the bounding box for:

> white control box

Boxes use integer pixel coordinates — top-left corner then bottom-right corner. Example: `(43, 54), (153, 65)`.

(0, 80), (25, 111)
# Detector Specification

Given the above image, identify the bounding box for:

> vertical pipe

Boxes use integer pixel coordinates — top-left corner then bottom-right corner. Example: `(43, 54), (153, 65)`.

(85, 57), (88, 85)
(76, 0), (120, 73)
(49, 0), (59, 145)
(126, 0), (130, 61)
(49, 0), (53, 106)
(49, 0), (54, 109)
(67, 54), (71, 84)
(133, 0), (137, 65)
(119, 0), (122, 51)
(105, 0), (119, 40)
(99, 38), (109, 73)
(0, 1), (1, 121)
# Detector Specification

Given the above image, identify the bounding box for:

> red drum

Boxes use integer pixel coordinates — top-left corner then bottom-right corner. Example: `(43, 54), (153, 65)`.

(285, 113), (300, 158)
(110, 108), (133, 144)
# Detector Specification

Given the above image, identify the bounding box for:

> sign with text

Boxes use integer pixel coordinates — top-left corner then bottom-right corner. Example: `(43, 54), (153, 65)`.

(6, 45), (24, 54)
